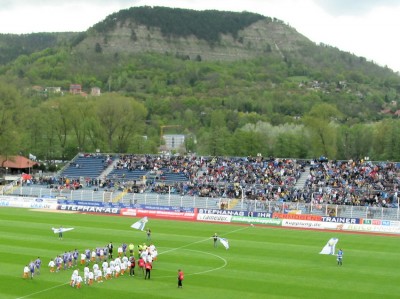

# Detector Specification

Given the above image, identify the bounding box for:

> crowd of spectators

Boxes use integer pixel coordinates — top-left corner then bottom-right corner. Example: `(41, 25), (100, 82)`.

(304, 159), (399, 208)
(111, 155), (400, 209)
(19, 153), (400, 209)
(164, 156), (302, 199)
(111, 155), (303, 200)
(114, 154), (198, 179)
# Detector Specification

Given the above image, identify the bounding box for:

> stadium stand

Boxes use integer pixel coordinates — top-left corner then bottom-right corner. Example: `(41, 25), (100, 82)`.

(107, 168), (149, 181)
(60, 154), (114, 180)
(3, 153), (400, 219)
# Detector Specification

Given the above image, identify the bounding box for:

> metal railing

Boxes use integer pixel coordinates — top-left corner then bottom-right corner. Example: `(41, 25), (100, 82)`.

(2, 184), (399, 220)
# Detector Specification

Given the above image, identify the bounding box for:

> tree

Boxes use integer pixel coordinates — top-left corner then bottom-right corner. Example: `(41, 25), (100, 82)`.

(205, 110), (230, 155)
(63, 95), (93, 152)
(96, 94), (147, 152)
(0, 83), (22, 159)
(337, 124), (374, 160)
(95, 43), (103, 53)
(303, 103), (342, 159)
(45, 98), (71, 160)
(377, 119), (400, 161)
(229, 130), (263, 156)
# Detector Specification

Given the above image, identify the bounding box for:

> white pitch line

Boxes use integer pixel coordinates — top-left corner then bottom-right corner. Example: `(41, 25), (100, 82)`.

(160, 238), (211, 255)
(157, 226), (250, 277)
(160, 225), (250, 255)
(16, 282), (69, 299)
(16, 225), (249, 298)
(222, 225), (251, 236)
(183, 249), (228, 275)
(152, 248), (228, 279)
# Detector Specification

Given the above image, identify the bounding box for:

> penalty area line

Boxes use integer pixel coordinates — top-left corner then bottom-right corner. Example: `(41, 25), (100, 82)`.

(16, 282), (69, 299)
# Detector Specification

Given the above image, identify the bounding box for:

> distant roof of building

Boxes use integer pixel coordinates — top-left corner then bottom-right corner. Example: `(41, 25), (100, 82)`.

(0, 155), (38, 169)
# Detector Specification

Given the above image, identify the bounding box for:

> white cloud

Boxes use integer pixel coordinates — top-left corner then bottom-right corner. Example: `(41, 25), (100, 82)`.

(315, 0), (400, 16)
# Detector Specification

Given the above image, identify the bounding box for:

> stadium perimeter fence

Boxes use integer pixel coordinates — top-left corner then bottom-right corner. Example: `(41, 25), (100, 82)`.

(2, 184), (400, 221)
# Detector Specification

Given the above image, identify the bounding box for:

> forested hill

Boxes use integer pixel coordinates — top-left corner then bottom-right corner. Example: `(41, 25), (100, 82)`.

(75, 6), (311, 61)
(0, 32), (79, 65)
(69, 6), (399, 77)
(1, 6), (400, 162)
(92, 6), (266, 44)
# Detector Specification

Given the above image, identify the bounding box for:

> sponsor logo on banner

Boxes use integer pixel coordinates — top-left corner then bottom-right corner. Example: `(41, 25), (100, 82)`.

(321, 216), (360, 224)
(346, 224), (400, 234)
(59, 204), (120, 214)
(141, 205), (195, 213)
(273, 212), (322, 221)
(282, 219), (323, 229)
(198, 209), (246, 216)
(59, 200), (106, 207)
(252, 212), (272, 218)
(30, 203), (52, 209)
(0, 197), (57, 209)
(231, 216), (281, 225)
(135, 209), (195, 219)
(120, 208), (137, 216)
(197, 214), (232, 222)
(390, 221), (400, 227)
(282, 219), (340, 230)
(362, 219), (389, 226)
(0, 200), (10, 206)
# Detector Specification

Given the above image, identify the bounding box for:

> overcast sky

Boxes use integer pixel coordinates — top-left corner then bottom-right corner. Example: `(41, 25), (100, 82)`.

(1, 0), (399, 73)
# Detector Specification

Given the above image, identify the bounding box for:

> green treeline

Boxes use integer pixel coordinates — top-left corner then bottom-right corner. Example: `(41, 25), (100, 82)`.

(0, 6), (400, 162)
(0, 32), (79, 65)
(1, 50), (400, 161)
(91, 6), (266, 44)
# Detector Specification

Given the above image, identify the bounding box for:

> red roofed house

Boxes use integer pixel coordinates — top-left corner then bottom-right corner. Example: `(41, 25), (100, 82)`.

(69, 84), (82, 94)
(0, 155), (38, 174)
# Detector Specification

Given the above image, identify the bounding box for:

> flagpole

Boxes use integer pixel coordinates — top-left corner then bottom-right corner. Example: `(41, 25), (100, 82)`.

(168, 185), (171, 206)
(240, 186), (244, 210)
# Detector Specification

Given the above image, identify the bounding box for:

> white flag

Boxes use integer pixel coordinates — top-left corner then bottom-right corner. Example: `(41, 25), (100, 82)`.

(218, 237), (229, 250)
(29, 153), (37, 161)
(319, 238), (338, 255)
(131, 217), (148, 231)
(52, 227), (74, 234)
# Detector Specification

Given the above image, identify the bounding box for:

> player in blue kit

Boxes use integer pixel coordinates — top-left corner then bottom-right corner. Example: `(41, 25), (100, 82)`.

(337, 249), (343, 266)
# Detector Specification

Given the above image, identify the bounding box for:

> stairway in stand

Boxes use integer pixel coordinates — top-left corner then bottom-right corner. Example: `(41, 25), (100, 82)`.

(294, 166), (311, 189)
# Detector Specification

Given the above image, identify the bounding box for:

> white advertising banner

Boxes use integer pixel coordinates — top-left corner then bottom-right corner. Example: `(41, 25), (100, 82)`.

(197, 213), (232, 223)
(0, 195), (57, 210)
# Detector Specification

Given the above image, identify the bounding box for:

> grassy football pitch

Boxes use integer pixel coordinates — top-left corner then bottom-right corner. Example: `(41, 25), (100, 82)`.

(1, 207), (400, 299)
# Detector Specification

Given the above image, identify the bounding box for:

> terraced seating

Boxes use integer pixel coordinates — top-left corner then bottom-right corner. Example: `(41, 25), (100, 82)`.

(60, 154), (112, 180)
(107, 168), (149, 181)
(158, 170), (189, 182)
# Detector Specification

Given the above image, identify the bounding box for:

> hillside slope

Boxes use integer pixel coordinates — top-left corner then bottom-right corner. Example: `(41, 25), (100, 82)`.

(76, 9), (311, 61)
(0, 32), (79, 65)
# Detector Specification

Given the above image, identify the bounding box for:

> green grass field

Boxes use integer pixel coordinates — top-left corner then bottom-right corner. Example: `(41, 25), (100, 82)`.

(1, 207), (400, 299)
